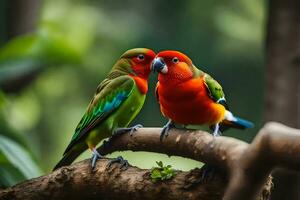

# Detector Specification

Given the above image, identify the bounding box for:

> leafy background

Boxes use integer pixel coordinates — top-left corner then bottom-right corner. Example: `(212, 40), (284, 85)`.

(0, 0), (266, 187)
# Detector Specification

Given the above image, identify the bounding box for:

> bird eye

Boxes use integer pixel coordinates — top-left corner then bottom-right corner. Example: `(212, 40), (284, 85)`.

(172, 57), (179, 64)
(137, 54), (145, 61)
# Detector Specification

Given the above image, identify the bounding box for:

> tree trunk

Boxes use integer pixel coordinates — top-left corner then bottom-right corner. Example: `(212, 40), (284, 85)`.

(265, 0), (300, 199)
(6, 0), (41, 39)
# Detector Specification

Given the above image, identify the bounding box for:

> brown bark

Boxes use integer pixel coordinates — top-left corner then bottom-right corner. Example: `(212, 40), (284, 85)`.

(265, 0), (300, 199)
(265, 0), (300, 128)
(1, 122), (299, 200)
(0, 158), (272, 200)
(224, 122), (300, 200)
(0, 160), (227, 200)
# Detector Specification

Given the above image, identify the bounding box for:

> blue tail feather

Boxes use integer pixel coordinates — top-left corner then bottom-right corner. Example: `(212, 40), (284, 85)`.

(234, 117), (254, 129)
(219, 114), (254, 132)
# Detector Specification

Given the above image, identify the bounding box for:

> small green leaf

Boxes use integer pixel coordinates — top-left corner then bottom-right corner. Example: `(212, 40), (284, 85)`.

(150, 169), (162, 179)
(150, 161), (175, 183)
(156, 161), (163, 168)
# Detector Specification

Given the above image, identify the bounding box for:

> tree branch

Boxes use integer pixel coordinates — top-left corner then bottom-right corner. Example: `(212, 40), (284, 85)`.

(1, 122), (299, 200)
(0, 159), (222, 200)
(6, 0), (41, 39)
(224, 122), (300, 200)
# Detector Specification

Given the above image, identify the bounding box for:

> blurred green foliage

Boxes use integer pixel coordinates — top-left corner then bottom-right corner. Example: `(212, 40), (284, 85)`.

(0, 0), (266, 187)
(0, 134), (42, 187)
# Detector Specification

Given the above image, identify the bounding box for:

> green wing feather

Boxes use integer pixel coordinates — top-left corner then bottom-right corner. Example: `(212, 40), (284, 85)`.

(203, 73), (229, 109)
(63, 75), (135, 154)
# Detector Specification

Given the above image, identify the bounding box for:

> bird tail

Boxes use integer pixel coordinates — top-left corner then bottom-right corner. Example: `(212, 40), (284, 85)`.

(53, 147), (85, 171)
(232, 116), (254, 129)
(220, 111), (254, 131)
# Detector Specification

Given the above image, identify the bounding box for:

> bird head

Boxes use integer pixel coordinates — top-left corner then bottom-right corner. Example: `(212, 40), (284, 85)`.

(115, 48), (156, 79)
(151, 50), (194, 84)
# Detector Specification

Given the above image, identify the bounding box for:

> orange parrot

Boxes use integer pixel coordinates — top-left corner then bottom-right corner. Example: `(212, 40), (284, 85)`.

(151, 50), (253, 139)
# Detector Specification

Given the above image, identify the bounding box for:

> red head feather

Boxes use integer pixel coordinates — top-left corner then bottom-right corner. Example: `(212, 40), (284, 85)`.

(155, 50), (194, 85)
(127, 48), (156, 94)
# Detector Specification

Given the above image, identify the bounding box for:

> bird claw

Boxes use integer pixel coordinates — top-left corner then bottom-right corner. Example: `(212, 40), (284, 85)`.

(91, 149), (104, 169)
(129, 124), (143, 136)
(114, 124), (143, 137)
(160, 120), (175, 141)
(213, 123), (221, 137)
(108, 156), (129, 169)
(102, 140), (110, 148)
(101, 124), (143, 151)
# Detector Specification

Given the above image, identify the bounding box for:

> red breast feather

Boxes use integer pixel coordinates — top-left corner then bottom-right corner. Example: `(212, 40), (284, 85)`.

(157, 77), (225, 125)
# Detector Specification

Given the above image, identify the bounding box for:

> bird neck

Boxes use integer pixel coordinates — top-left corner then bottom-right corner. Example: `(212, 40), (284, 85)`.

(130, 75), (148, 94)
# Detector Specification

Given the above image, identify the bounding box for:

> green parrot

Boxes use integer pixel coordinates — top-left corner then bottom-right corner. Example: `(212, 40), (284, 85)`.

(53, 48), (156, 170)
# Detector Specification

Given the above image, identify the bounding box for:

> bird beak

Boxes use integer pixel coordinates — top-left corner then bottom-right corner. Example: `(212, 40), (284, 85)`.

(151, 57), (168, 74)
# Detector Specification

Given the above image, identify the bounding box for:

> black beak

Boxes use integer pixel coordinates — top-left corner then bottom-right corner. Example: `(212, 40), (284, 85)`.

(151, 57), (167, 73)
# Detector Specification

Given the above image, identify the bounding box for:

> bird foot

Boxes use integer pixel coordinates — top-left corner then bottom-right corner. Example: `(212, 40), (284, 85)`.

(91, 148), (104, 169)
(108, 156), (129, 169)
(114, 124), (143, 137)
(102, 139), (110, 149)
(160, 120), (175, 141)
(101, 124), (143, 151)
(213, 123), (221, 137)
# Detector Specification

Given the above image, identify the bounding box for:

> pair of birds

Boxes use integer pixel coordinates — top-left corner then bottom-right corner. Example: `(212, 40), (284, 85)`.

(53, 48), (253, 170)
